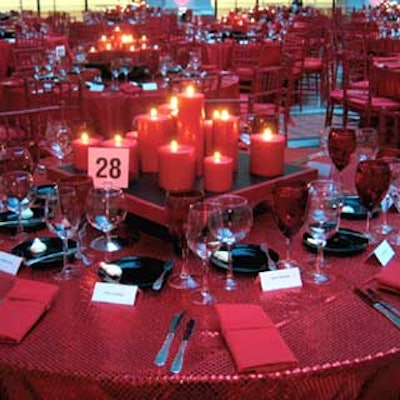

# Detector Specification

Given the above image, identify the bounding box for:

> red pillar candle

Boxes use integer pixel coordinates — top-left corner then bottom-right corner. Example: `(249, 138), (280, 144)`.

(158, 140), (196, 191)
(158, 96), (178, 116)
(212, 109), (239, 171)
(177, 86), (205, 176)
(137, 108), (171, 173)
(101, 134), (139, 181)
(204, 151), (233, 193)
(72, 132), (102, 171)
(250, 128), (285, 177)
(203, 119), (214, 156)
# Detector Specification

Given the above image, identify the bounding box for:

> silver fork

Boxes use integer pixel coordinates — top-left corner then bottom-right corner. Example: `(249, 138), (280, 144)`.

(260, 243), (277, 271)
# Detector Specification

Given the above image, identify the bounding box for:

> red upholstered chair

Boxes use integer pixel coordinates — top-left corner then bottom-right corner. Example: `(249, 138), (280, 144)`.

(378, 109), (400, 147)
(11, 46), (46, 78)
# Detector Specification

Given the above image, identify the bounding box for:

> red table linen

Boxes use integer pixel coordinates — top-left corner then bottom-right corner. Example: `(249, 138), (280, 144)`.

(375, 260), (400, 293)
(0, 278), (59, 344)
(215, 303), (298, 373)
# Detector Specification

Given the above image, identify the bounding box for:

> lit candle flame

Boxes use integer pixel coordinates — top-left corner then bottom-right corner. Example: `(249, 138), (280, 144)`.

(105, 43), (112, 51)
(170, 140), (178, 152)
(114, 134), (123, 146)
(129, 45), (135, 52)
(169, 96), (178, 110)
(185, 85), (195, 97)
(81, 132), (89, 144)
(212, 110), (220, 119)
(150, 108), (158, 119)
(89, 46), (96, 53)
(213, 151), (221, 163)
(101, 35), (107, 42)
(221, 109), (229, 120)
(262, 128), (273, 141)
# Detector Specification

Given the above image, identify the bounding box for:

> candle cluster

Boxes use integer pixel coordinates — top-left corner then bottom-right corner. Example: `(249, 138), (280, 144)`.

(72, 85), (285, 192)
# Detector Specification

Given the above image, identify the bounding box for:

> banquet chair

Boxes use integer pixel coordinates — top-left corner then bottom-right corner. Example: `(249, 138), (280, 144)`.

(15, 32), (45, 48)
(378, 108), (400, 147)
(11, 46), (46, 77)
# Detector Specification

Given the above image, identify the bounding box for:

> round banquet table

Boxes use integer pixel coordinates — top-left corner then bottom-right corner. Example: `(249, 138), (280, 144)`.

(0, 151), (399, 399)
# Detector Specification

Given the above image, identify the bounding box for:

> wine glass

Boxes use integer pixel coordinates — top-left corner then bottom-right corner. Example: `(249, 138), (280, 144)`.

(45, 185), (81, 280)
(45, 119), (73, 167)
(58, 175), (94, 265)
(86, 184), (127, 259)
(270, 181), (309, 269)
(4, 146), (34, 173)
(355, 159), (391, 243)
(356, 127), (379, 161)
(208, 194), (253, 291)
(327, 127), (357, 187)
(2, 170), (35, 242)
(159, 54), (170, 88)
(110, 59), (121, 91)
(186, 201), (220, 305)
(120, 58), (132, 82)
(165, 190), (204, 290)
(306, 180), (342, 285)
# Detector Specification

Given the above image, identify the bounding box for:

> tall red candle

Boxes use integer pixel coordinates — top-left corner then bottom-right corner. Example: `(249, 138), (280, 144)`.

(72, 132), (102, 171)
(177, 86), (205, 175)
(101, 134), (139, 181)
(137, 108), (171, 173)
(250, 128), (285, 177)
(212, 109), (239, 171)
(204, 151), (233, 193)
(158, 140), (196, 191)
(203, 119), (214, 156)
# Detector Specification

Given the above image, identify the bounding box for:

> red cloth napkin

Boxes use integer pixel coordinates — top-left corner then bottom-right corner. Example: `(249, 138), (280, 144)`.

(0, 278), (59, 344)
(375, 261), (400, 293)
(119, 82), (142, 95)
(215, 304), (298, 373)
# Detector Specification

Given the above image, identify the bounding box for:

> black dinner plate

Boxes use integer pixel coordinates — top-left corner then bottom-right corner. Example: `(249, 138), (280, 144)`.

(210, 244), (279, 274)
(97, 256), (171, 288)
(12, 237), (77, 268)
(0, 207), (45, 231)
(341, 195), (379, 220)
(35, 184), (57, 203)
(302, 228), (369, 256)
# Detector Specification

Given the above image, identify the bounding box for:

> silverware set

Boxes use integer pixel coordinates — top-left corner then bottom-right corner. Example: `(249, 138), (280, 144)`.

(354, 287), (400, 329)
(154, 311), (196, 373)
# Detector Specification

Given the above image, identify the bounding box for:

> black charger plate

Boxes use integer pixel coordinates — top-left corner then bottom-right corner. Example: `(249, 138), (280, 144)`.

(341, 195), (379, 220)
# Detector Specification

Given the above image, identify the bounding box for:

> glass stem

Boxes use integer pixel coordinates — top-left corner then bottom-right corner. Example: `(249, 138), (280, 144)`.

(104, 231), (111, 262)
(315, 243), (325, 275)
(366, 211), (371, 239)
(226, 243), (234, 282)
(201, 258), (210, 298)
(179, 238), (189, 279)
(16, 203), (24, 237)
(61, 237), (70, 274)
(285, 236), (292, 261)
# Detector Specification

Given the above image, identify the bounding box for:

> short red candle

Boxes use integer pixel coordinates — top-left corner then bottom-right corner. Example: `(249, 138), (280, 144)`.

(177, 86), (205, 175)
(158, 140), (196, 191)
(137, 108), (171, 173)
(101, 134), (139, 181)
(250, 129), (285, 177)
(212, 110), (239, 171)
(204, 151), (233, 193)
(203, 119), (214, 156)
(72, 132), (102, 171)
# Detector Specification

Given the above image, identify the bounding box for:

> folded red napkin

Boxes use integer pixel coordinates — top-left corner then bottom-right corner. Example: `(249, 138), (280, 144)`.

(215, 304), (298, 373)
(0, 278), (59, 344)
(375, 261), (400, 293)
(119, 83), (142, 95)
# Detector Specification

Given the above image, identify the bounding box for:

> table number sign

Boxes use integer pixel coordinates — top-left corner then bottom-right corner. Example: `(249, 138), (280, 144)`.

(0, 251), (23, 276)
(92, 282), (138, 306)
(368, 239), (395, 267)
(88, 147), (129, 189)
(259, 267), (303, 292)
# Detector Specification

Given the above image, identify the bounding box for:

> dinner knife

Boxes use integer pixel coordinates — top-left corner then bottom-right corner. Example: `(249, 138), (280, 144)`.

(154, 311), (184, 367)
(354, 288), (400, 329)
(24, 248), (77, 267)
(170, 318), (196, 374)
(366, 288), (400, 319)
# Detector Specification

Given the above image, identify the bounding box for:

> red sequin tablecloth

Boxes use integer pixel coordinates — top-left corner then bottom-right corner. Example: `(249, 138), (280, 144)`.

(0, 176), (400, 399)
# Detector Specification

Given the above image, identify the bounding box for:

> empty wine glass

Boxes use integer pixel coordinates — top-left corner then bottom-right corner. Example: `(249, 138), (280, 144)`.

(270, 181), (309, 269)
(159, 54), (171, 88)
(166, 190), (204, 290)
(120, 58), (132, 82)
(355, 159), (392, 243)
(327, 127), (357, 188)
(3, 145), (34, 173)
(86, 184), (127, 260)
(110, 59), (121, 91)
(356, 127), (379, 161)
(45, 119), (73, 167)
(208, 194), (253, 291)
(2, 170), (35, 242)
(45, 185), (81, 280)
(186, 201), (220, 305)
(306, 180), (342, 285)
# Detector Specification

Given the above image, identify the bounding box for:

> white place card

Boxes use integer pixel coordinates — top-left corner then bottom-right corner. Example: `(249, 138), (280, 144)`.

(88, 147), (129, 189)
(260, 267), (303, 292)
(0, 251), (23, 276)
(371, 239), (395, 267)
(91, 282), (138, 306)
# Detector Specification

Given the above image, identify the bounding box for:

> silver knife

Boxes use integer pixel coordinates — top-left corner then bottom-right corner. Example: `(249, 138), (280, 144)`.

(154, 311), (184, 366)
(24, 248), (77, 267)
(152, 260), (174, 291)
(366, 288), (400, 319)
(170, 318), (196, 374)
(354, 288), (400, 329)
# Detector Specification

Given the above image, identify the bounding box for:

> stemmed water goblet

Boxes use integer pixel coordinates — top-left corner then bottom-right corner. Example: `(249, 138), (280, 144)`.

(110, 59), (121, 91)
(2, 170), (35, 242)
(159, 54), (171, 88)
(270, 181), (309, 269)
(44, 119), (73, 167)
(45, 185), (81, 280)
(327, 127), (357, 188)
(120, 58), (132, 83)
(355, 159), (392, 243)
(86, 184), (127, 261)
(306, 180), (342, 285)
(356, 127), (379, 161)
(165, 190), (204, 290)
(186, 201), (220, 305)
(208, 194), (253, 291)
